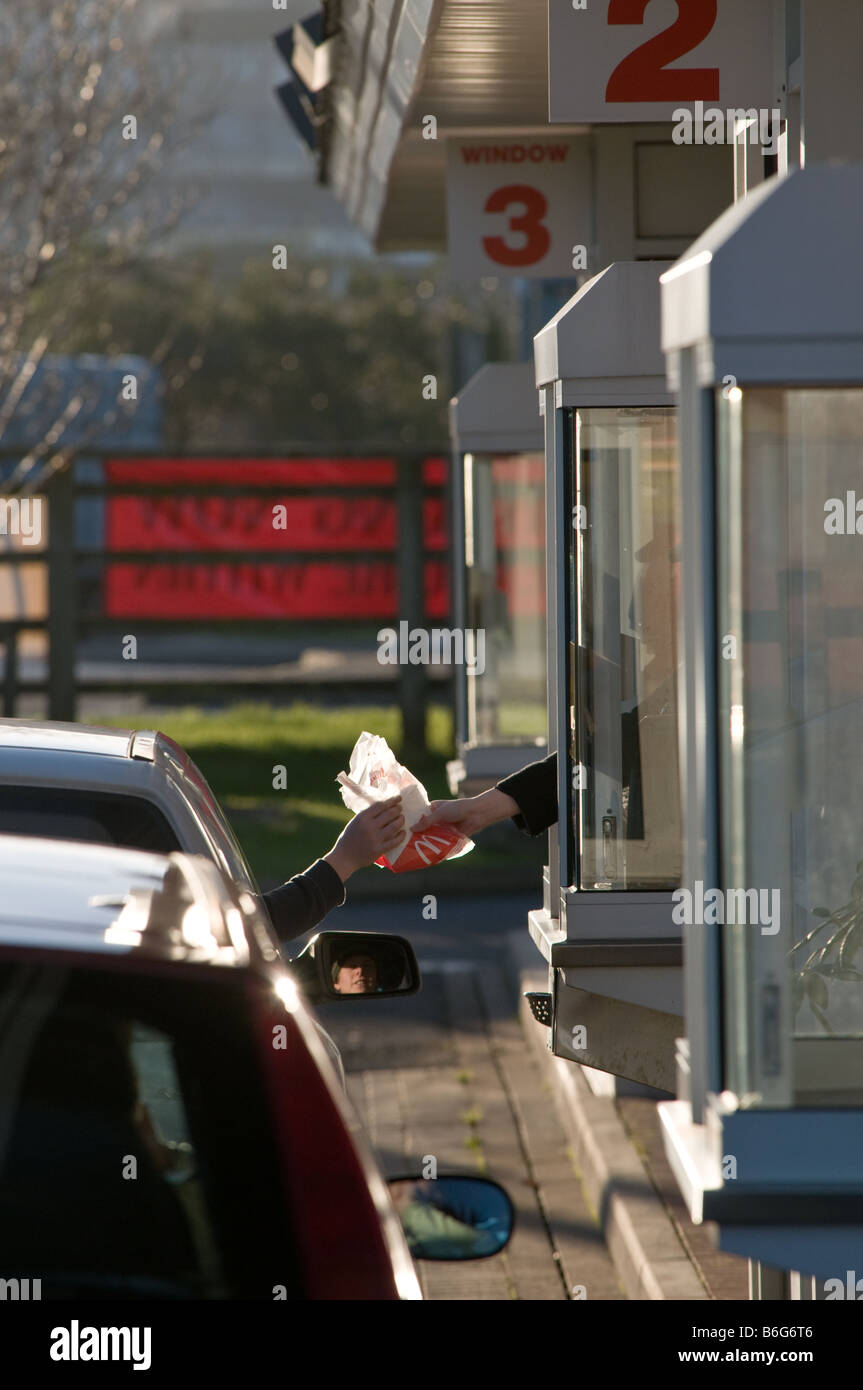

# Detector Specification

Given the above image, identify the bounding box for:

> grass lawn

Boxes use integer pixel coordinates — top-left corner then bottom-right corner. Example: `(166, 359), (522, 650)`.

(97, 701), (541, 889)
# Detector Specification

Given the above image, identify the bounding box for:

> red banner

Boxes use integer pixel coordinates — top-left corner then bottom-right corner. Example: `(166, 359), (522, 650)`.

(105, 560), (450, 620)
(107, 495), (446, 554)
(104, 458), (449, 619)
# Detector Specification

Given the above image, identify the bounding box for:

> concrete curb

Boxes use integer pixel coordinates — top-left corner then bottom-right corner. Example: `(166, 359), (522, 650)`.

(516, 966), (707, 1301)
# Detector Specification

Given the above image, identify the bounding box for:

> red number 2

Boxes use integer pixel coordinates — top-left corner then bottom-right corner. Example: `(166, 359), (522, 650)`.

(482, 185), (550, 267)
(606, 0), (719, 103)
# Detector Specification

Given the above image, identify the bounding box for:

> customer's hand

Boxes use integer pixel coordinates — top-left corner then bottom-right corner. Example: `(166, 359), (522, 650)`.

(413, 788), (519, 840)
(324, 795), (405, 882)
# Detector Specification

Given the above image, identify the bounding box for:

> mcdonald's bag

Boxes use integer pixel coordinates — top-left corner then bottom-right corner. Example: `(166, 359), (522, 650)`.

(337, 731), (474, 872)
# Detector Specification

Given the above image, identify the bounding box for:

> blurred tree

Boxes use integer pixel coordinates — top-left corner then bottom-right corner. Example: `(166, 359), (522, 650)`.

(0, 0), (207, 489)
(49, 253), (518, 448)
(0, 3), (517, 461)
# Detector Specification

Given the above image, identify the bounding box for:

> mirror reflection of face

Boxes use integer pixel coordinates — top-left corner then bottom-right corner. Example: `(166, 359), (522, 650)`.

(334, 954), (378, 994)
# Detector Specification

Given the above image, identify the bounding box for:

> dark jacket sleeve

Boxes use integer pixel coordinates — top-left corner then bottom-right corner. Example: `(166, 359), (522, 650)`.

(263, 858), (346, 944)
(496, 752), (558, 836)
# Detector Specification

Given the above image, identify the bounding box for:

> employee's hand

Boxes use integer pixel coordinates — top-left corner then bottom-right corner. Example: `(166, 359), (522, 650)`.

(413, 788), (519, 839)
(324, 795), (405, 882)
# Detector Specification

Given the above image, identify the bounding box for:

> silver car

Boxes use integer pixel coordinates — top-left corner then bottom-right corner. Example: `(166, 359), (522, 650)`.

(0, 720), (259, 892)
(0, 718), (422, 1083)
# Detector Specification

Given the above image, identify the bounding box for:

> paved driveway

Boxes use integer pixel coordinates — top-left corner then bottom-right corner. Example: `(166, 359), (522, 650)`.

(318, 892), (625, 1301)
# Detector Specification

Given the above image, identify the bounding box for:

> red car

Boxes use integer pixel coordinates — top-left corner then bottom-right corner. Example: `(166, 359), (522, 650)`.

(0, 835), (512, 1300)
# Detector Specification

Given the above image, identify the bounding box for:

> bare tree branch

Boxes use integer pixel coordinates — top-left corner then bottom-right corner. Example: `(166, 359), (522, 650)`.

(0, 0), (216, 475)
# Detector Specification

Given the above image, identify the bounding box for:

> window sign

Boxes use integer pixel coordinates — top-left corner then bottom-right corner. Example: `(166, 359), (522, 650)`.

(446, 138), (590, 280)
(548, 0), (776, 125)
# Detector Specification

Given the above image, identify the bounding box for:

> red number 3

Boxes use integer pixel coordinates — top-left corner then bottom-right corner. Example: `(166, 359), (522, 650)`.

(482, 185), (551, 267)
(606, 0), (719, 103)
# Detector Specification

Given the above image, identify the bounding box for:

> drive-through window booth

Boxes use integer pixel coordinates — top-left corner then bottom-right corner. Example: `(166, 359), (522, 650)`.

(658, 164), (863, 1282)
(448, 363), (547, 796)
(530, 261), (683, 1093)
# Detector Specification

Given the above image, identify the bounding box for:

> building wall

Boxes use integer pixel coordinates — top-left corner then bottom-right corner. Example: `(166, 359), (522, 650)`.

(149, 0), (369, 261)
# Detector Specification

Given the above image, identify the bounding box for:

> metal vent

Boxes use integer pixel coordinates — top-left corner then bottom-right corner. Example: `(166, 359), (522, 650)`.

(525, 991), (552, 1026)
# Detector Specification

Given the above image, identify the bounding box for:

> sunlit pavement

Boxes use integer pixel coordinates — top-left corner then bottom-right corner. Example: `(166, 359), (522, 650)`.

(318, 892), (626, 1301)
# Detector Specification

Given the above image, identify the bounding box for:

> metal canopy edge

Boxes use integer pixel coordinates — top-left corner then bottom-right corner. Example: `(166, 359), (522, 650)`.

(449, 362), (543, 453)
(326, 0), (551, 249)
(661, 163), (863, 385)
(534, 261), (674, 407)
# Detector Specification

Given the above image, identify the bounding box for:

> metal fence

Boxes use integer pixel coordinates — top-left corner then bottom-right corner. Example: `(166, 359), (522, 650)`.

(0, 448), (453, 756)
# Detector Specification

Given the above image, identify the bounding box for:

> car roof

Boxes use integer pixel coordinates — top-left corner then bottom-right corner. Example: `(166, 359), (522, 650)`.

(0, 719), (150, 760)
(0, 720), (204, 783)
(0, 834), (280, 969)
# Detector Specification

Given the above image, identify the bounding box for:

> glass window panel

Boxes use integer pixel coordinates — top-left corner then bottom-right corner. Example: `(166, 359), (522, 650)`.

(0, 978), (219, 1297)
(159, 738), (260, 894)
(0, 785), (180, 853)
(718, 387), (863, 1105)
(0, 964), (301, 1297)
(570, 408), (681, 891)
(464, 452), (546, 743)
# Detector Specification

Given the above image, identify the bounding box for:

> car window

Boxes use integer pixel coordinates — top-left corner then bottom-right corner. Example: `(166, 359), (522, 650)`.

(156, 738), (260, 894)
(0, 960), (302, 1299)
(0, 785), (181, 853)
(178, 777), (260, 895)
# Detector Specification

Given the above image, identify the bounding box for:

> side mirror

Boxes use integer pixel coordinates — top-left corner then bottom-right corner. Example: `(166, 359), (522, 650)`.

(387, 1175), (514, 1262)
(288, 931), (421, 1003)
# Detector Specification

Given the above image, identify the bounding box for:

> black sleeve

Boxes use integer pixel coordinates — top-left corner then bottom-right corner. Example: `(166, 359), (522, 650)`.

(263, 858), (346, 944)
(496, 752), (558, 836)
